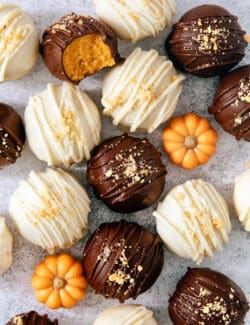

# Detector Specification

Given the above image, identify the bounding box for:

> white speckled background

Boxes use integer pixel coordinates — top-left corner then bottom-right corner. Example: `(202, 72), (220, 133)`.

(0, 0), (249, 324)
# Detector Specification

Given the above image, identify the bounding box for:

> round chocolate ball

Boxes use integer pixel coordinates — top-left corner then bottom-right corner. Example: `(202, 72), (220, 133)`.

(6, 311), (58, 325)
(87, 134), (167, 213)
(166, 5), (247, 77)
(169, 268), (249, 325)
(0, 103), (25, 169)
(82, 219), (164, 303)
(209, 65), (250, 141)
(40, 13), (121, 84)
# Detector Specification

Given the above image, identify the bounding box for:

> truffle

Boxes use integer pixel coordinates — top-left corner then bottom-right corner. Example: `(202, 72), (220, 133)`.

(169, 268), (249, 325)
(24, 82), (101, 167)
(209, 65), (250, 141)
(153, 179), (231, 264)
(0, 217), (13, 275)
(233, 165), (250, 231)
(0, 3), (39, 82)
(82, 219), (164, 303)
(6, 311), (58, 325)
(9, 168), (90, 253)
(166, 5), (247, 77)
(94, 0), (175, 43)
(87, 133), (166, 213)
(0, 103), (25, 169)
(102, 48), (185, 133)
(94, 304), (158, 325)
(40, 13), (121, 84)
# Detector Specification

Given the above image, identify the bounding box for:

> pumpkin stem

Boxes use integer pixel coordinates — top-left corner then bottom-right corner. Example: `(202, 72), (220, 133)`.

(184, 136), (198, 149)
(53, 277), (66, 289)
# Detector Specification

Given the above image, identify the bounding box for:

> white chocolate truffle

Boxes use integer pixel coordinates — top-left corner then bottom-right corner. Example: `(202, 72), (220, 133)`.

(0, 2), (39, 82)
(0, 217), (13, 274)
(94, 304), (158, 325)
(153, 179), (231, 265)
(24, 82), (101, 167)
(94, 0), (175, 43)
(9, 168), (90, 253)
(102, 48), (185, 133)
(233, 166), (250, 231)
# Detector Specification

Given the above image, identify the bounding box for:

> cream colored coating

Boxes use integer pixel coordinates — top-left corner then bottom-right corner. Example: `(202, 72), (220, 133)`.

(94, 0), (175, 43)
(153, 179), (231, 265)
(0, 217), (13, 275)
(102, 48), (185, 133)
(9, 168), (90, 254)
(0, 2), (39, 82)
(94, 304), (158, 325)
(233, 166), (250, 231)
(24, 82), (101, 167)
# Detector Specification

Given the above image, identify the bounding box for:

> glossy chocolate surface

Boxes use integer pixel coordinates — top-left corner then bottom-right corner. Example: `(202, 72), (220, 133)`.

(169, 268), (249, 325)
(82, 219), (164, 303)
(209, 65), (250, 141)
(6, 311), (58, 325)
(166, 5), (247, 77)
(87, 134), (166, 213)
(0, 103), (25, 169)
(40, 13), (121, 83)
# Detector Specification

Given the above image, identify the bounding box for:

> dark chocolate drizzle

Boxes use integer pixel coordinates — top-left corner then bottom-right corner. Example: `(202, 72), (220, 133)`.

(6, 311), (58, 325)
(209, 65), (250, 141)
(87, 133), (166, 213)
(166, 5), (247, 77)
(82, 219), (164, 303)
(0, 103), (25, 169)
(40, 13), (121, 83)
(169, 268), (249, 325)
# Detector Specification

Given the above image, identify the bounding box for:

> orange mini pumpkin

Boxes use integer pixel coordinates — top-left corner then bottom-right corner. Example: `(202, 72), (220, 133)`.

(32, 253), (87, 309)
(162, 112), (218, 170)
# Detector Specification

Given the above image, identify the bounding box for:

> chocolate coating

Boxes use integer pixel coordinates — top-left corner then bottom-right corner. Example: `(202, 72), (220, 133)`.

(87, 134), (166, 213)
(169, 268), (249, 325)
(40, 13), (121, 83)
(0, 103), (25, 169)
(6, 311), (58, 325)
(82, 219), (164, 303)
(166, 5), (247, 77)
(209, 65), (250, 141)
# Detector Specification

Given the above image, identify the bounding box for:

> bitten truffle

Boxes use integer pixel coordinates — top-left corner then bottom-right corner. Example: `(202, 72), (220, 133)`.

(94, 0), (176, 43)
(169, 268), (249, 325)
(82, 219), (164, 303)
(0, 103), (25, 169)
(0, 3), (39, 82)
(209, 65), (250, 141)
(87, 134), (166, 213)
(166, 5), (247, 77)
(6, 311), (58, 325)
(41, 13), (121, 84)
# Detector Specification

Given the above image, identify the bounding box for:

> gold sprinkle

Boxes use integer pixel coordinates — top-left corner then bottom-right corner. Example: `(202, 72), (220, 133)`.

(243, 34), (250, 42)
(137, 265), (143, 272)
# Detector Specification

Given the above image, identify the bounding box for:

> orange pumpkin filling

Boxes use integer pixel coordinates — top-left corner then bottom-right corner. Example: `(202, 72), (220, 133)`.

(63, 33), (115, 82)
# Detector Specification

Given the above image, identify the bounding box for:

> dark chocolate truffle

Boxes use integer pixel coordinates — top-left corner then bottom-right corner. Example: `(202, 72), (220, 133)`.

(6, 311), (58, 325)
(166, 5), (247, 77)
(209, 65), (250, 141)
(0, 103), (25, 169)
(40, 13), (121, 84)
(169, 268), (249, 325)
(82, 219), (164, 303)
(87, 133), (167, 213)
